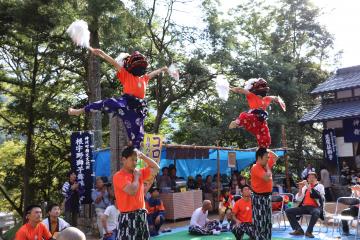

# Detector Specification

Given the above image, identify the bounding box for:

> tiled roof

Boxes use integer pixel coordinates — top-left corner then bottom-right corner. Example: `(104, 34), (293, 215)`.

(311, 65), (360, 94)
(299, 99), (360, 123)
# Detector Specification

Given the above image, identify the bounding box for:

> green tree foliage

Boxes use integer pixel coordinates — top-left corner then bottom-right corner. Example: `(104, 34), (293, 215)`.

(0, 0), (338, 215)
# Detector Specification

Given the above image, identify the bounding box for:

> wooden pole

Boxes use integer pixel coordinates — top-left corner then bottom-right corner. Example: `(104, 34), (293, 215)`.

(281, 125), (291, 193)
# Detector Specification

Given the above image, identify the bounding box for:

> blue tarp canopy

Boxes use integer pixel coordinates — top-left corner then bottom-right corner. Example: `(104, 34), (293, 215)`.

(93, 146), (285, 178)
(159, 148), (285, 179)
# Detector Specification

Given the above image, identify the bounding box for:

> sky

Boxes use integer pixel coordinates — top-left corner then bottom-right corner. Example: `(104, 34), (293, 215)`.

(151, 0), (360, 70)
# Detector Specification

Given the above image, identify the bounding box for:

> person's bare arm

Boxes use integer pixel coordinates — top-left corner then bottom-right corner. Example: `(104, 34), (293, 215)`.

(262, 164), (272, 182)
(123, 169), (141, 196)
(101, 214), (109, 234)
(230, 87), (250, 95)
(91, 48), (122, 71)
(136, 149), (160, 173)
(148, 66), (168, 80)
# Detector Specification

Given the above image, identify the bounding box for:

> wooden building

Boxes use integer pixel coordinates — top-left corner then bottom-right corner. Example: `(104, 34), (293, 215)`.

(299, 65), (360, 175)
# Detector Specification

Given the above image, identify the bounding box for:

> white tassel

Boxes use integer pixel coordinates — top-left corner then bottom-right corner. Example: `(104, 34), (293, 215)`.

(168, 63), (180, 81)
(215, 75), (230, 101)
(115, 53), (130, 67)
(277, 96), (286, 111)
(244, 78), (259, 90)
(66, 20), (90, 48)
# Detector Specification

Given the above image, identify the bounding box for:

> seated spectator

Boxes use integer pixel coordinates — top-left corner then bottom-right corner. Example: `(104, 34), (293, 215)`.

(238, 176), (247, 189)
(285, 172), (325, 238)
(301, 163), (315, 180)
(101, 198), (120, 240)
(56, 227), (86, 240)
(189, 200), (220, 235)
(16, 205), (52, 240)
(91, 176), (111, 238)
(212, 174), (223, 192)
(169, 167), (178, 189)
(195, 174), (204, 190)
(42, 203), (70, 238)
(145, 187), (166, 237)
(231, 185), (255, 240)
(157, 167), (172, 190)
(187, 176), (197, 190)
(219, 188), (234, 231)
(341, 177), (360, 236)
(340, 161), (351, 185)
(229, 174), (238, 195)
(203, 175), (214, 194)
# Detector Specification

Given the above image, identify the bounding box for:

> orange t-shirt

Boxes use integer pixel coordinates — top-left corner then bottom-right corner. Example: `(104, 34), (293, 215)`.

(145, 198), (165, 215)
(15, 222), (52, 240)
(117, 67), (150, 99)
(251, 154), (275, 193)
(246, 92), (273, 110)
(113, 167), (151, 212)
(303, 184), (318, 207)
(232, 198), (252, 223)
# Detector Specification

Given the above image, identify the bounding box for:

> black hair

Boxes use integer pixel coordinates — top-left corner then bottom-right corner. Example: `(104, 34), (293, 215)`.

(46, 203), (60, 213)
(221, 187), (230, 195)
(25, 205), (42, 214)
(67, 170), (76, 177)
(162, 167), (169, 172)
(256, 148), (268, 160)
(195, 174), (202, 178)
(240, 184), (251, 192)
(122, 146), (136, 158)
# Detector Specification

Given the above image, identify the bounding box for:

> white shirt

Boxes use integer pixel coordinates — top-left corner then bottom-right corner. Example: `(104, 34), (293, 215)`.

(103, 205), (120, 233)
(320, 169), (331, 188)
(190, 207), (208, 227)
(42, 217), (70, 233)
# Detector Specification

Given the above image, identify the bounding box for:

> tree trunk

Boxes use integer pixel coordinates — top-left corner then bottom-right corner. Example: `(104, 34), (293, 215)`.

(153, 106), (166, 134)
(23, 46), (38, 222)
(110, 114), (129, 178)
(87, 27), (102, 149)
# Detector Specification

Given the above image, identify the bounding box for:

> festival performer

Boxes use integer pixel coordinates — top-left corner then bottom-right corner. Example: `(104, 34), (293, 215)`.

(68, 48), (168, 149)
(231, 185), (255, 240)
(113, 146), (160, 240)
(229, 78), (285, 148)
(250, 148), (278, 240)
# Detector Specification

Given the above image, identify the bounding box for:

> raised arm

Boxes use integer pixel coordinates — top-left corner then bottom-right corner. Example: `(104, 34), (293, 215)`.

(148, 66), (168, 80)
(135, 149), (160, 174)
(230, 87), (250, 95)
(91, 48), (122, 71)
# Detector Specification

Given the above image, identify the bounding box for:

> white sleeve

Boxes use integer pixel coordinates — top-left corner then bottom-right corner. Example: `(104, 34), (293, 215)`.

(59, 218), (70, 229)
(317, 184), (325, 196)
(190, 209), (200, 227)
(104, 206), (112, 216)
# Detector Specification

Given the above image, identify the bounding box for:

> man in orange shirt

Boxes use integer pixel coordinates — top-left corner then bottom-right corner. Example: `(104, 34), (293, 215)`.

(15, 205), (53, 240)
(113, 146), (160, 240)
(231, 185), (255, 240)
(285, 172), (325, 238)
(250, 147), (278, 240)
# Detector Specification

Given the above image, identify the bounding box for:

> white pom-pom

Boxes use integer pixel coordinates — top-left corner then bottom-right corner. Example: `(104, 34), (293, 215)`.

(66, 20), (90, 48)
(244, 78), (259, 90)
(215, 75), (230, 101)
(168, 64), (180, 81)
(115, 53), (130, 67)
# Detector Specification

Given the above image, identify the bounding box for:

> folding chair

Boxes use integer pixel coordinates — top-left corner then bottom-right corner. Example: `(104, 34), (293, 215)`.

(331, 197), (360, 238)
(272, 195), (286, 230)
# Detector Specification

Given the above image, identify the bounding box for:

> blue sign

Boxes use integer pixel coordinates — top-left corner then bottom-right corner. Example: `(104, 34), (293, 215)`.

(71, 131), (95, 204)
(323, 129), (338, 164)
(344, 117), (360, 142)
